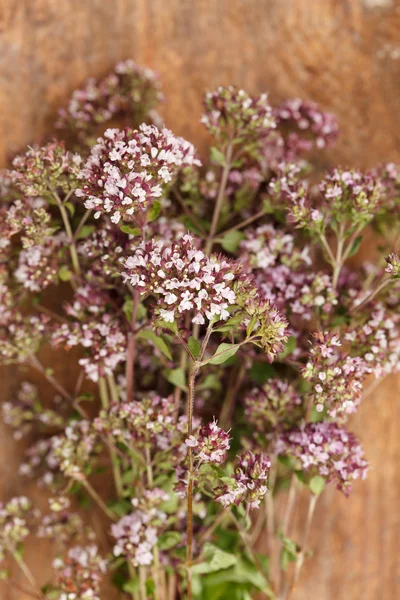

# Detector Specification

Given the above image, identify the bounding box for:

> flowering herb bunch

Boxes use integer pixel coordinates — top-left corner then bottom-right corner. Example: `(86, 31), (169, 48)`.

(1, 60), (399, 600)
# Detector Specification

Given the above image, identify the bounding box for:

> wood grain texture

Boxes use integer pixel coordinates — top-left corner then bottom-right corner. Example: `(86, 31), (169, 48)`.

(1, 1), (400, 598)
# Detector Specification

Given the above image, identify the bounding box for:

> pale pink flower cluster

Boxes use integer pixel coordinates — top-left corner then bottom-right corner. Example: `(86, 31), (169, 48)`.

(111, 510), (159, 567)
(121, 234), (241, 325)
(217, 451), (270, 509)
(76, 125), (200, 224)
(276, 98), (339, 151)
(201, 86), (276, 142)
(302, 332), (369, 418)
(53, 545), (107, 600)
(56, 58), (163, 138)
(51, 286), (126, 382)
(186, 419), (230, 464)
(276, 422), (368, 496)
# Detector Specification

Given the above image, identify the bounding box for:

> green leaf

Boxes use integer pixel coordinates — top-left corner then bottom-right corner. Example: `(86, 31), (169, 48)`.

(64, 201), (75, 216)
(209, 343), (239, 365)
(246, 314), (258, 338)
(147, 200), (161, 223)
(191, 543), (237, 574)
(278, 336), (297, 360)
(197, 374), (222, 392)
(220, 230), (245, 253)
(214, 313), (243, 333)
(163, 368), (187, 390)
(249, 362), (276, 384)
(120, 224), (141, 236)
(309, 475), (326, 496)
(137, 330), (172, 360)
(210, 147), (226, 166)
(123, 579), (139, 594)
(58, 265), (73, 281)
(155, 319), (178, 334)
(188, 335), (201, 359)
(76, 224), (95, 239)
(158, 531), (182, 551)
(347, 235), (362, 258)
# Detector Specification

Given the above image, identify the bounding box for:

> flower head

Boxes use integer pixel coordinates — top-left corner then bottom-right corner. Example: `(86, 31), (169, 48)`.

(121, 234), (242, 325)
(53, 545), (107, 600)
(202, 86), (276, 147)
(76, 125), (200, 224)
(217, 451), (270, 509)
(277, 422), (368, 496)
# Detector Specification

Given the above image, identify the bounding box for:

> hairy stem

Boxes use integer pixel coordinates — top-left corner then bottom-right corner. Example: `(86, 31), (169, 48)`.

(186, 363), (199, 599)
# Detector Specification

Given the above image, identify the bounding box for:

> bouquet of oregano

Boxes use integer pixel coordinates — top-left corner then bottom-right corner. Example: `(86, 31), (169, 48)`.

(1, 59), (399, 600)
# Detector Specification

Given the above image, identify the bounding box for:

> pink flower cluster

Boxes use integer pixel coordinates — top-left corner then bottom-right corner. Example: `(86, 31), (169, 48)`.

(2, 381), (63, 440)
(9, 140), (81, 197)
(385, 253), (400, 278)
(201, 86), (276, 143)
(277, 422), (368, 496)
(217, 451), (270, 509)
(245, 379), (302, 432)
(49, 420), (100, 481)
(4, 198), (53, 249)
(275, 98), (339, 152)
(0, 496), (33, 563)
(346, 306), (400, 378)
(56, 59), (163, 140)
(319, 168), (384, 228)
(95, 393), (176, 450)
(111, 508), (161, 567)
(302, 332), (370, 419)
(240, 224), (337, 321)
(0, 313), (49, 363)
(53, 545), (107, 600)
(186, 419), (230, 464)
(76, 125), (200, 224)
(15, 236), (62, 292)
(121, 234), (241, 325)
(51, 286), (126, 382)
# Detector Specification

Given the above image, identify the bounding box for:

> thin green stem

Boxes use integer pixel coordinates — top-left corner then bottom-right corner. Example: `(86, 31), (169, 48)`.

(186, 363), (200, 600)
(228, 512), (274, 599)
(52, 190), (81, 277)
(11, 551), (44, 599)
(73, 208), (92, 240)
(205, 141), (233, 253)
(332, 222), (346, 289)
(81, 479), (117, 521)
(126, 289), (140, 403)
(286, 494), (318, 600)
(218, 207), (267, 238)
(139, 566), (147, 600)
(99, 376), (124, 498)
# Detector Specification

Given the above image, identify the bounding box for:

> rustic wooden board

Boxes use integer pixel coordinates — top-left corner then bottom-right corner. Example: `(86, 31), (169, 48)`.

(1, 1), (400, 598)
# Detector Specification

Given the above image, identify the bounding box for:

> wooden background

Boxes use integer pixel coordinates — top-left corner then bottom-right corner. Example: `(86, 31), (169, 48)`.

(1, 1), (400, 598)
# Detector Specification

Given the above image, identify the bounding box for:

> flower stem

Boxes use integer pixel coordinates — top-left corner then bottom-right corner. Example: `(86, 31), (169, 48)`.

(12, 551), (44, 599)
(126, 289), (140, 403)
(82, 478), (116, 521)
(52, 190), (81, 278)
(286, 494), (318, 600)
(186, 363), (199, 600)
(99, 376), (124, 498)
(139, 566), (147, 600)
(205, 141), (233, 253)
